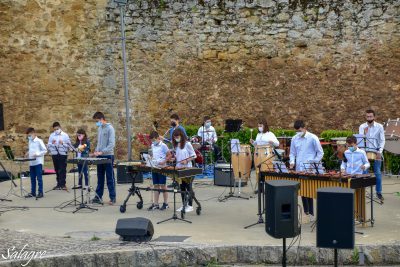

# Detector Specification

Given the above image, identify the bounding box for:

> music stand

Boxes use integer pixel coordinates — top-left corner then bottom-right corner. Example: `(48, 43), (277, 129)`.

(0, 160), (15, 201)
(225, 119), (242, 133)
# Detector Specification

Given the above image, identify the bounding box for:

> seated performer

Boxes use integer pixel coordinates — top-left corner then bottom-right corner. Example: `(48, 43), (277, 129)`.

(74, 129), (91, 188)
(341, 136), (370, 175)
(148, 131), (170, 211)
(250, 118), (279, 147)
(25, 128), (47, 198)
(289, 120), (324, 222)
(197, 116), (222, 161)
(171, 128), (196, 213)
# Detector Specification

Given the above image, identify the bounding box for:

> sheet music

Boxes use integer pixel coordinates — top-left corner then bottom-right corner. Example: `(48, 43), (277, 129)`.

(303, 161), (325, 174)
(273, 161), (289, 173)
(354, 134), (379, 151)
(231, 139), (240, 153)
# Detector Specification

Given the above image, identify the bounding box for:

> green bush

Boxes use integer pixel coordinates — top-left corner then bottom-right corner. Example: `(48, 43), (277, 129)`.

(320, 130), (354, 141)
(384, 151), (400, 175)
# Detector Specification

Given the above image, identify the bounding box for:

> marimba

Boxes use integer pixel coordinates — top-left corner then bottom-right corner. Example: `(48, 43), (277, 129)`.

(129, 165), (203, 179)
(67, 157), (111, 165)
(260, 171), (376, 227)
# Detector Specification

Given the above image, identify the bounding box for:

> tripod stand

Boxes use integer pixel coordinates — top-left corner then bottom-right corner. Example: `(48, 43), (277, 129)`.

(0, 161), (14, 202)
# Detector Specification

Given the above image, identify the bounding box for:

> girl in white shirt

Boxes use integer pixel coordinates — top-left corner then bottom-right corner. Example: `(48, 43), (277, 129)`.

(171, 128), (196, 212)
(250, 119), (279, 147)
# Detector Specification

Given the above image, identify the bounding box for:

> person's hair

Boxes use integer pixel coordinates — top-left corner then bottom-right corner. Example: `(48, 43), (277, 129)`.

(346, 136), (357, 145)
(258, 118), (270, 133)
(170, 114), (180, 121)
(203, 116), (211, 122)
(76, 129), (88, 144)
(52, 122), (61, 128)
(92, 111), (105, 120)
(26, 127), (35, 134)
(365, 109), (375, 116)
(149, 131), (159, 139)
(172, 128), (187, 149)
(294, 120), (305, 130)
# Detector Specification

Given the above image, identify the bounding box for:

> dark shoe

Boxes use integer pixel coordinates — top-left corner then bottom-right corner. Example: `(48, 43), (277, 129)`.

(72, 185), (82, 190)
(37, 192), (44, 198)
(147, 203), (159, 211)
(25, 193), (35, 198)
(53, 186), (60, 190)
(61, 186), (68, 191)
(377, 193), (384, 201)
(109, 199), (116, 205)
(160, 203), (169, 210)
(92, 197), (102, 204)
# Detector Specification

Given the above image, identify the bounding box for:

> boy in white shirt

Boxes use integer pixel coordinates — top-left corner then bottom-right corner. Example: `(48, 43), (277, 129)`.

(148, 131), (170, 211)
(25, 128), (47, 198)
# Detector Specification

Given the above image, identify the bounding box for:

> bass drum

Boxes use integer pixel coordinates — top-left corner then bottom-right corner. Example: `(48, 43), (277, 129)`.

(194, 149), (204, 164)
(384, 119), (400, 154)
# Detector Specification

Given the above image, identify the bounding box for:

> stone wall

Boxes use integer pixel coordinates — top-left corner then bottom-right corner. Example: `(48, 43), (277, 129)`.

(1, 0), (399, 158)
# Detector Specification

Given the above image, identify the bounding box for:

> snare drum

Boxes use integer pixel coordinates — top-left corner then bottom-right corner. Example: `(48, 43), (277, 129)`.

(253, 145), (274, 176)
(231, 145), (252, 180)
(366, 151), (377, 160)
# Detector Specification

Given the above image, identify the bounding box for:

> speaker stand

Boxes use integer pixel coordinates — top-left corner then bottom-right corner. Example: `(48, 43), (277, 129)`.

(282, 238), (287, 267)
(244, 175), (264, 229)
(334, 248), (338, 267)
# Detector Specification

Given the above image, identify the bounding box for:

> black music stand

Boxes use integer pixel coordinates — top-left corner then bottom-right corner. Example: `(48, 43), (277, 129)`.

(59, 143), (79, 207)
(0, 161), (15, 202)
(244, 155), (276, 229)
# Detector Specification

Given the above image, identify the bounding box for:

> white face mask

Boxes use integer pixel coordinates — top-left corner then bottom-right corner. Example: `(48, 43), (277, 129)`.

(174, 137), (181, 143)
(55, 129), (61, 134)
(258, 127), (264, 132)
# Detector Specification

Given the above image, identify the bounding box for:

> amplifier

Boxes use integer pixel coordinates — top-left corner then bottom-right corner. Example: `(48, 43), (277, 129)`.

(117, 163), (143, 184)
(214, 163), (247, 187)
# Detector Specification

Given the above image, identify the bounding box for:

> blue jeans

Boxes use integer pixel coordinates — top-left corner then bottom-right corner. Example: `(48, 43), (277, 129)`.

(30, 164), (43, 195)
(78, 163), (89, 186)
(363, 160), (382, 194)
(95, 155), (116, 200)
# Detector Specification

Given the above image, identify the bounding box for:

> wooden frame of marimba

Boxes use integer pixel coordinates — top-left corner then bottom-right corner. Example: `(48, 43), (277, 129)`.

(260, 171), (376, 227)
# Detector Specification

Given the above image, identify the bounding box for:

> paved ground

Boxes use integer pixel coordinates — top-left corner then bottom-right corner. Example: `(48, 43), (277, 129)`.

(0, 165), (399, 249)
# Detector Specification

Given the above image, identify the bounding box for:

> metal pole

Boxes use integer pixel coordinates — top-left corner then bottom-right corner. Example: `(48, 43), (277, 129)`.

(119, 3), (132, 161)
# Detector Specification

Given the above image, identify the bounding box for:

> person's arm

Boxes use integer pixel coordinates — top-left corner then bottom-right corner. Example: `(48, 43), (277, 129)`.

(197, 127), (202, 138)
(314, 136), (324, 162)
(182, 126), (188, 138)
(340, 153), (347, 173)
(289, 138), (296, 167)
(378, 125), (385, 154)
(186, 142), (196, 159)
(103, 127), (116, 153)
(358, 124), (364, 135)
(362, 151), (370, 170)
(37, 140), (48, 157)
(213, 128), (218, 143)
(270, 132), (279, 147)
(85, 140), (91, 155)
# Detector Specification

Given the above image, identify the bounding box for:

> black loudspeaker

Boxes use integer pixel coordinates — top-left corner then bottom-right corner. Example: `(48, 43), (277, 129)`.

(317, 187), (354, 249)
(0, 171), (13, 182)
(117, 163), (143, 184)
(214, 163), (247, 187)
(115, 217), (154, 242)
(0, 103), (4, 131)
(265, 180), (300, 238)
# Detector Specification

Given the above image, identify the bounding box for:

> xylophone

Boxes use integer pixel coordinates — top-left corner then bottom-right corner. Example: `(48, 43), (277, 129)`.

(129, 165), (203, 179)
(260, 171), (376, 227)
(67, 158), (111, 165)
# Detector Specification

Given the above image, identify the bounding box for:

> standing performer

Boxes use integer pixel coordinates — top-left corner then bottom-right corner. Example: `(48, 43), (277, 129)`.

(289, 120), (324, 222)
(171, 128), (196, 213)
(341, 136), (370, 175)
(48, 122), (71, 190)
(250, 119), (279, 147)
(165, 114), (187, 142)
(147, 131), (170, 211)
(197, 116), (222, 161)
(25, 128), (47, 198)
(359, 109), (385, 201)
(74, 129), (91, 188)
(92, 112), (116, 205)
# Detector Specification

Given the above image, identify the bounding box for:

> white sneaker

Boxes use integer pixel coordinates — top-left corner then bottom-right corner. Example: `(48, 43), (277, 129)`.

(176, 206), (183, 212)
(185, 205), (194, 212)
(309, 214), (315, 223)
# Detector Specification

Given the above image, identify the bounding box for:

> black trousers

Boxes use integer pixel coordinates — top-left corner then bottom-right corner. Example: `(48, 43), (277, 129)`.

(180, 180), (193, 206)
(52, 155), (68, 187)
(302, 196), (314, 215)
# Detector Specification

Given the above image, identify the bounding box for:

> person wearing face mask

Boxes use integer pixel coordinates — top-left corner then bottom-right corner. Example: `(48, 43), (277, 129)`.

(250, 119), (279, 147)
(170, 128), (197, 213)
(92, 111), (116, 205)
(359, 109), (385, 201)
(25, 128), (47, 198)
(341, 136), (370, 175)
(197, 116), (222, 161)
(47, 122), (71, 191)
(289, 120), (324, 223)
(147, 131), (171, 211)
(164, 114), (187, 143)
(73, 129), (91, 188)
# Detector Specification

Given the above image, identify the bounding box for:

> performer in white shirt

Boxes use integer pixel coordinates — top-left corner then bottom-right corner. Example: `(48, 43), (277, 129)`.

(197, 116), (222, 161)
(359, 109), (385, 201)
(171, 128), (197, 213)
(289, 120), (324, 222)
(250, 118), (279, 147)
(25, 128), (47, 198)
(47, 122), (71, 190)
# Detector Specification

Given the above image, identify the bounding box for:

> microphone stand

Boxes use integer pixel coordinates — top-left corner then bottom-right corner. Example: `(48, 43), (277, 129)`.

(244, 153), (277, 229)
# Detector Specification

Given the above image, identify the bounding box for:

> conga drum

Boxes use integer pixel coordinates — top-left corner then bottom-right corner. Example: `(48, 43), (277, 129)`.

(253, 145), (274, 177)
(231, 145), (252, 180)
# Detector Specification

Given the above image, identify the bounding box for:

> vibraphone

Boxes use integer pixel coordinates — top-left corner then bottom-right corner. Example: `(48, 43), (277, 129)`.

(67, 157), (112, 165)
(260, 171), (376, 227)
(119, 164), (203, 220)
